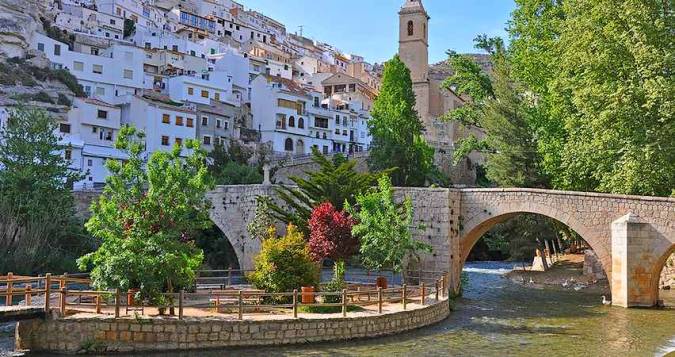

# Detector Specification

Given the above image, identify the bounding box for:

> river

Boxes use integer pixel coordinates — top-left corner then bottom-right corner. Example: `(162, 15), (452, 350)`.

(2, 261), (674, 357)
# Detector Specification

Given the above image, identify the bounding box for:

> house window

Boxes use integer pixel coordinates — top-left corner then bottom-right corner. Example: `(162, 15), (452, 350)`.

(161, 136), (169, 146)
(188, 87), (194, 95)
(201, 116), (208, 126)
(175, 137), (182, 146)
(64, 149), (72, 160)
(73, 61), (84, 71)
(88, 159), (93, 166)
(288, 116), (295, 127)
(284, 138), (293, 152)
(162, 114), (170, 124)
(203, 135), (211, 145)
(214, 92), (220, 101)
(216, 119), (222, 128)
(93, 64), (103, 74)
(91, 48), (99, 55)
(298, 117), (305, 129)
(175, 116), (184, 126)
(54, 44), (61, 56)
(97, 110), (107, 119)
(407, 20), (414, 36)
(201, 90), (209, 98)
(59, 123), (71, 133)
(37, 43), (44, 52)
(95, 87), (105, 96)
(123, 69), (133, 79)
(223, 121), (229, 130)
(186, 118), (194, 127)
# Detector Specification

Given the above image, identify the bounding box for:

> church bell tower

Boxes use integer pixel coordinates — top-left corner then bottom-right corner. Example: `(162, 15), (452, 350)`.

(398, 0), (429, 84)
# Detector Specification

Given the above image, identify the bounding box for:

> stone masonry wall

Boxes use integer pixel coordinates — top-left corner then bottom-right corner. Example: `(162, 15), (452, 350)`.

(16, 299), (449, 354)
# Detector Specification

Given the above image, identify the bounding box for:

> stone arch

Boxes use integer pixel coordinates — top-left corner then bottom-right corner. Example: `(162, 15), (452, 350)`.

(459, 203), (612, 280)
(652, 244), (675, 302)
(296, 139), (305, 155)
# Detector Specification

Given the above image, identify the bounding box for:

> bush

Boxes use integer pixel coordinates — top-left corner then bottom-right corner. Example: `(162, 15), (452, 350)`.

(248, 224), (320, 294)
(57, 93), (72, 106)
(297, 305), (363, 314)
(33, 91), (54, 103)
(308, 202), (357, 263)
(321, 261), (346, 303)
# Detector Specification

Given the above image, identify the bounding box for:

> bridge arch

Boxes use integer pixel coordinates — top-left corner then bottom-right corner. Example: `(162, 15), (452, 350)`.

(460, 203), (612, 279)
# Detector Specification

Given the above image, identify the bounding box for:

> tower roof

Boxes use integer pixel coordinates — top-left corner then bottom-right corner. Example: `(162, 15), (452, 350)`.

(399, 0), (428, 17)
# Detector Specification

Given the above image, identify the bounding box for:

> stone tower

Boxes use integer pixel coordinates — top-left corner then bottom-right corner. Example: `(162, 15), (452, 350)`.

(398, 0), (429, 83)
(398, 0), (431, 135)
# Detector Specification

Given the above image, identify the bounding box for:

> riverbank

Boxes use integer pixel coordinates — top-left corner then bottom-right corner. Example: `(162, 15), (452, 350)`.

(504, 254), (611, 294)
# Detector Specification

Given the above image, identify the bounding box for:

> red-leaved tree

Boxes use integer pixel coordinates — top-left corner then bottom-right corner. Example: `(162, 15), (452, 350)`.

(308, 202), (357, 262)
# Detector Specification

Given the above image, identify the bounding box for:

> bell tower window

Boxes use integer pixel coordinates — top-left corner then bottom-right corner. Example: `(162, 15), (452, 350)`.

(407, 20), (414, 36)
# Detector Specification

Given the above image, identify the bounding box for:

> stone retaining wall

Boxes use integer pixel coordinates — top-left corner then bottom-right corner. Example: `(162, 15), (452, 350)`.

(16, 299), (449, 354)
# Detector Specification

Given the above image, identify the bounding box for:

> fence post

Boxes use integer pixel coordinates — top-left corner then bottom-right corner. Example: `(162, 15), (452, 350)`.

(62, 273), (68, 290)
(341, 289), (347, 317)
(435, 279), (439, 301)
(95, 294), (101, 314)
(227, 267), (232, 287)
(44, 274), (52, 314)
(179, 290), (184, 320)
(402, 284), (407, 310)
(292, 289), (298, 319)
(421, 282), (426, 305)
(237, 290), (243, 320)
(114, 288), (120, 318)
(25, 285), (32, 306)
(60, 288), (67, 315)
(377, 287), (383, 314)
(6, 272), (13, 306)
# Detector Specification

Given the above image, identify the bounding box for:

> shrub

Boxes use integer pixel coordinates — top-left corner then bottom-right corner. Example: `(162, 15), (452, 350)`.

(57, 93), (72, 106)
(321, 260), (346, 303)
(248, 224), (320, 294)
(308, 202), (357, 262)
(33, 91), (54, 103)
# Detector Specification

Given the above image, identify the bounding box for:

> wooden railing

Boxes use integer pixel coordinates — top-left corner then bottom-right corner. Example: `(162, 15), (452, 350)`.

(1, 271), (449, 320)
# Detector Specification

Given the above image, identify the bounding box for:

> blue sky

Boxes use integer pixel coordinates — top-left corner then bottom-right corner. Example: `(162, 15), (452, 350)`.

(240, 0), (516, 64)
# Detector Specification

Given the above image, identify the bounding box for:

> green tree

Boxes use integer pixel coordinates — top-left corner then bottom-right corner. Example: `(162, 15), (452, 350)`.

(444, 37), (547, 188)
(507, 0), (674, 196)
(368, 55), (435, 187)
(0, 106), (88, 274)
(346, 176), (431, 273)
(268, 147), (386, 234)
(246, 195), (276, 242)
(551, 0), (674, 196)
(78, 126), (213, 304)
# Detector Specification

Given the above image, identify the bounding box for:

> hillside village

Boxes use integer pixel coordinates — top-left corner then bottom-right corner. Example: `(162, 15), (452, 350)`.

(0, 0), (480, 189)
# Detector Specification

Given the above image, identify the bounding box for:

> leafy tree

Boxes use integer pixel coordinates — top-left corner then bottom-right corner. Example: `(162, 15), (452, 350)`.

(444, 37), (547, 188)
(307, 202), (357, 263)
(268, 147), (385, 234)
(550, 0), (674, 196)
(78, 126), (213, 304)
(248, 224), (320, 294)
(368, 55), (435, 187)
(246, 195), (276, 242)
(346, 176), (431, 273)
(0, 106), (88, 273)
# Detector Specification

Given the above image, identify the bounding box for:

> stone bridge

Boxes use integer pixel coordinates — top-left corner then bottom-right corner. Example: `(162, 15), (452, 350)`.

(209, 185), (675, 308)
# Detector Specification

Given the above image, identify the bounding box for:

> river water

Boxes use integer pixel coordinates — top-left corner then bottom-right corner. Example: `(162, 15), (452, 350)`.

(3, 262), (674, 357)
